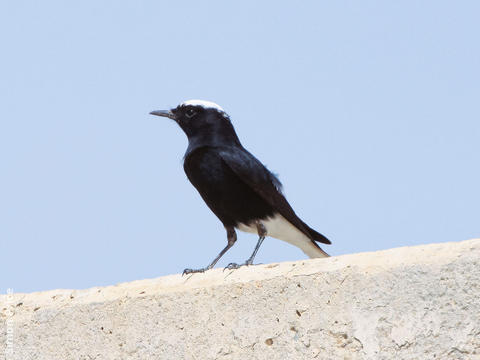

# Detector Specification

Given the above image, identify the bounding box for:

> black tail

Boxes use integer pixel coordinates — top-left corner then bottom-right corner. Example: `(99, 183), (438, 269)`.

(308, 227), (331, 245)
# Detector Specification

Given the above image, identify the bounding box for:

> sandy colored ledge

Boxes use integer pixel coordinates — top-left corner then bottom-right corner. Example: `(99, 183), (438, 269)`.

(1, 239), (479, 359)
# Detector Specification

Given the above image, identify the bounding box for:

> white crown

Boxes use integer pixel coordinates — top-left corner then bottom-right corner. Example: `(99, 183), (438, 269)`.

(180, 99), (225, 112)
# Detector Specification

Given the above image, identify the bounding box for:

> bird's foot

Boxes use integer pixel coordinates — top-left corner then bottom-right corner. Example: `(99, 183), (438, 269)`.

(224, 262), (242, 270)
(224, 260), (254, 271)
(182, 267), (207, 276)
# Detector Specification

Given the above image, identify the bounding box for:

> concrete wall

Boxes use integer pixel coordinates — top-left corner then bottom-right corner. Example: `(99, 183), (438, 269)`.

(1, 239), (479, 360)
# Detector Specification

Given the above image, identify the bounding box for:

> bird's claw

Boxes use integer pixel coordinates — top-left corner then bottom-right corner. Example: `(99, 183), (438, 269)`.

(182, 268), (205, 276)
(224, 261), (254, 271)
(224, 262), (242, 271)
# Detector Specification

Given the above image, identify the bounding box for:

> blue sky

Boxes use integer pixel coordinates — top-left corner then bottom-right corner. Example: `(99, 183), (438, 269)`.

(1, 1), (479, 292)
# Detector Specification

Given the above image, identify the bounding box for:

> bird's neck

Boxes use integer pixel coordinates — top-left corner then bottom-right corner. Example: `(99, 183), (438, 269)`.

(185, 130), (242, 156)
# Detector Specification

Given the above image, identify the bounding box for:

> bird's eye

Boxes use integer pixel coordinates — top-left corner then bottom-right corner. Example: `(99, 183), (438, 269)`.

(185, 108), (197, 118)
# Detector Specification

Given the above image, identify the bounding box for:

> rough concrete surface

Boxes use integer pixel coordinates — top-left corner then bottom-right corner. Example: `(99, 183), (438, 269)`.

(1, 239), (480, 360)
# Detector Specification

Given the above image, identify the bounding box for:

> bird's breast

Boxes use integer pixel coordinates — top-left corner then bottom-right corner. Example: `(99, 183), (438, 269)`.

(183, 147), (275, 227)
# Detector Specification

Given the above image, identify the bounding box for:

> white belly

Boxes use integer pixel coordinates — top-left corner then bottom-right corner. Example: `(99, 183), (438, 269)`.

(237, 214), (327, 258)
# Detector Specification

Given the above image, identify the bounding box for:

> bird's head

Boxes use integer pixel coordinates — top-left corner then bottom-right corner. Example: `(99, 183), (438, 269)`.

(150, 100), (239, 145)
(150, 100), (240, 147)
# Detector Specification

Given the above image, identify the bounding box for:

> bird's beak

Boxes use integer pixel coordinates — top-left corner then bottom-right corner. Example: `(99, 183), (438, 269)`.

(149, 110), (175, 120)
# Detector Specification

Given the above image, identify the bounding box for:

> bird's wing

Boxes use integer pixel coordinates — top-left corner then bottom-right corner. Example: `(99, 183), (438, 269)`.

(218, 147), (330, 245)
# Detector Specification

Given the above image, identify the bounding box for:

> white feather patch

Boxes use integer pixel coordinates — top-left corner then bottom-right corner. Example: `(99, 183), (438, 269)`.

(180, 99), (225, 112)
(237, 214), (328, 258)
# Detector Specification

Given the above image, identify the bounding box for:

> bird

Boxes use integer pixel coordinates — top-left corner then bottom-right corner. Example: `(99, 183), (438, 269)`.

(150, 100), (331, 274)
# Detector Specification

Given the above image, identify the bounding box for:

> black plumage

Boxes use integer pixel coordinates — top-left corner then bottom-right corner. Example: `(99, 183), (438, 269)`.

(150, 100), (331, 274)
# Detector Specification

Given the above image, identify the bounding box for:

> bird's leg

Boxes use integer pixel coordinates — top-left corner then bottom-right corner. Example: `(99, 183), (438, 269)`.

(183, 227), (237, 275)
(225, 222), (267, 270)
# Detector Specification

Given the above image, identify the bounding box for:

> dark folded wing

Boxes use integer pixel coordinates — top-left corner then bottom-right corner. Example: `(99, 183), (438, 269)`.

(218, 147), (330, 245)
